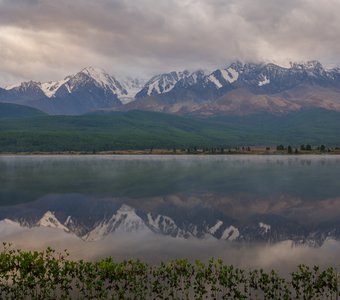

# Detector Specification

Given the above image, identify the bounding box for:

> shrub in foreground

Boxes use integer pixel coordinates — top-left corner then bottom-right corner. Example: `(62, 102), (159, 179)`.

(0, 245), (339, 299)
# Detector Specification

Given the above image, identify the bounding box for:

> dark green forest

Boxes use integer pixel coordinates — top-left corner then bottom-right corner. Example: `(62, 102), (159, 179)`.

(0, 103), (339, 152)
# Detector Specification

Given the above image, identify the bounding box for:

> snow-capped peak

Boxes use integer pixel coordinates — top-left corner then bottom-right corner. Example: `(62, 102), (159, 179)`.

(73, 67), (127, 97)
(5, 81), (41, 92)
(5, 83), (21, 90)
(259, 222), (271, 233)
(37, 211), (70, 232)
(147, 213), (187, 238)
(136, 70), (192, 97)
(84, 205), (150, 241)
(1, 218), (22, 227)
(3, 67), (130, 100)
(207, 66), (240, 89)
(40, 79), (70, 98)
(118, 77), (147, 103)
(290, 60), (324, 71)
(116, 204), (135, 214)
(80, 67), (113, 86)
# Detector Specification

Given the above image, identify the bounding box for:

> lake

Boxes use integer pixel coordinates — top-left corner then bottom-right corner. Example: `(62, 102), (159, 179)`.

(1, 155), (340, 271)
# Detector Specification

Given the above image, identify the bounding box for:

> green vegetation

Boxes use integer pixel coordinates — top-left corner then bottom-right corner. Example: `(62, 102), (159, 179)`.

(0, 108), (340, 152)
(0, 246), (339, 299)
(0, 103), (46, 119)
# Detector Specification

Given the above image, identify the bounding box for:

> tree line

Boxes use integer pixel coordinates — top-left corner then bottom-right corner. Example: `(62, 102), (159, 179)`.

(276, 144), (331, 154)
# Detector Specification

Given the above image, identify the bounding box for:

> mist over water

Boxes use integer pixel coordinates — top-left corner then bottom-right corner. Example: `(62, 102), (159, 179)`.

(1, 154), (340, 270)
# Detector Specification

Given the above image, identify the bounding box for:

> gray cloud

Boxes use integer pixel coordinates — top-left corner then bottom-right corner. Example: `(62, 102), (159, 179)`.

(0, 0), (340, 85)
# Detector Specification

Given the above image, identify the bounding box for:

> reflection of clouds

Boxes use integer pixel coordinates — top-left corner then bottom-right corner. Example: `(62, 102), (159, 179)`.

(2, 227), (340, 273)
(123, 193), (340, 224)
(124, 193), (303, 220)
(287, 197), (340, 223)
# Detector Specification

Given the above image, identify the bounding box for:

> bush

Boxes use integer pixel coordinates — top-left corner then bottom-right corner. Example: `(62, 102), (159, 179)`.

(0, 245), (339, 299)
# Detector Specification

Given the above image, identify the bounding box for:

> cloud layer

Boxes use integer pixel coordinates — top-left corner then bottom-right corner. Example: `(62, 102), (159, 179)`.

(3, 226), (340, 273)
(1, 0), (340, 85)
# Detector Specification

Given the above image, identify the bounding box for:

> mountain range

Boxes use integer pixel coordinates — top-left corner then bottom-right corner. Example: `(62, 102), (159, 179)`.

(2, 61), (340, 115)
(0, 202), (336, 247)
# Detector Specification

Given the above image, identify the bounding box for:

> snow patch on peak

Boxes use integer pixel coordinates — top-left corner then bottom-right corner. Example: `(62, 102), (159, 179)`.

(258, 76), (270, 86)
(221, 226), (239, 241)
(81, 67), (110, 83)
(5, 81), (41, 91)
(290, 60), (323, 70)
(209, 220), (223, 235)
(147, 213), (186, 238)
(64, 216), (73, 227)
(208, 74), (223, 88)
(1, 218), (21, 227)
(69, 67), (127, 97)
(119, 77), (147, 103)
(117, 204), (135, 213)
(143, 71), (191, 96)
(221, 68), (239, 83)
(4, 83), (21, 90)
(40, 79), (70, 98)
(259, 222), (271, 233)
(37, 211), (69, 232)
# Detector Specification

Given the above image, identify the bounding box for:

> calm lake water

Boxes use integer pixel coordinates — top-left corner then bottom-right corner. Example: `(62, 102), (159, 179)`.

(1, 155), (340, 269)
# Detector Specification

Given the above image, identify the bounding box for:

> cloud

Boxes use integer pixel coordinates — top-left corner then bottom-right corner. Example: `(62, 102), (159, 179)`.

(0, 0), (340, 85)
(3, 226), (340, 273)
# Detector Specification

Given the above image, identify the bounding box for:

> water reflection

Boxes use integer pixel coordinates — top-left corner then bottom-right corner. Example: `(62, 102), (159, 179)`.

(0, 155), (340, 267)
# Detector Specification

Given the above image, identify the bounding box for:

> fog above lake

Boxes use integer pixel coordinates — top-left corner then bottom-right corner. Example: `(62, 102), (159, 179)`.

(1, 155), (340, 223)
(2, 225), (340, 274)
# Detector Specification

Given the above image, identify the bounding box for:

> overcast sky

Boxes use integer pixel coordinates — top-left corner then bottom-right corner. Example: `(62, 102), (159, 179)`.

(1, 0), (340, 85)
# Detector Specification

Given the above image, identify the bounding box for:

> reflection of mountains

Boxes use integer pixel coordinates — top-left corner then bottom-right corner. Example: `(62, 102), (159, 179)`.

(1, 194), (340, 246)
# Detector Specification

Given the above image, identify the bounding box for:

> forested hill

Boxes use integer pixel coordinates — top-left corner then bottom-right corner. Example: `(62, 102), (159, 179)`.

(0, 108), (339, 152)
(0, 103), (46, 119)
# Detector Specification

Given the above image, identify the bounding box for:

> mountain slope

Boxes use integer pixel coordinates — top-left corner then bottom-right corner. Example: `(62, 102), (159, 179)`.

(0, 67), (128, 115)
(0, 109), (339, 152)
(0, 103), (47, 119)
(1, 202), (340, 246)
(2, 61), (340, 116)
(128, 61), (340, 115)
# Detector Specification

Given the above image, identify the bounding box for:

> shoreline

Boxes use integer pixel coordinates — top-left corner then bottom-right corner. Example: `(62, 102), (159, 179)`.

(1, 149), (340, 156)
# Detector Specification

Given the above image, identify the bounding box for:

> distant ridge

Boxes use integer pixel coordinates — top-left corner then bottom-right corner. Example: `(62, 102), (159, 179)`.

(0, 103), (46, 119)
(2, 61), (340, 115)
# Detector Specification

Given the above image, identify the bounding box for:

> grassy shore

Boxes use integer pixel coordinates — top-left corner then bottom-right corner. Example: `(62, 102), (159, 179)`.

(1, 147), (340, 155)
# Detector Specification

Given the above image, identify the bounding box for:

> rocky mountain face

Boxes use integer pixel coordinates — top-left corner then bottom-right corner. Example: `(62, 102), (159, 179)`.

(2, 61), (340, 115)
(0, 67), (138, 115)
(125, 61), (340, 115)
(1, 203), (338, 247)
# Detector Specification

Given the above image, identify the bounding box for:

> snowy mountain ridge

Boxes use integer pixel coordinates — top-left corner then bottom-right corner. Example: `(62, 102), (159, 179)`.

(5, 67), (129, 100)
(1, 204), (244, 242)
(3, 60), (340, 115)
(0, 203), (339, 247)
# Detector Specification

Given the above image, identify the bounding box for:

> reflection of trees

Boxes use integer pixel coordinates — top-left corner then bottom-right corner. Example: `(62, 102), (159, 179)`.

(300, 159), (312, 166)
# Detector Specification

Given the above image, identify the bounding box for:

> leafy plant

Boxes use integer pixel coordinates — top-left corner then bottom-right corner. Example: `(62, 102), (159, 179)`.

(0, 244), (339, 299)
